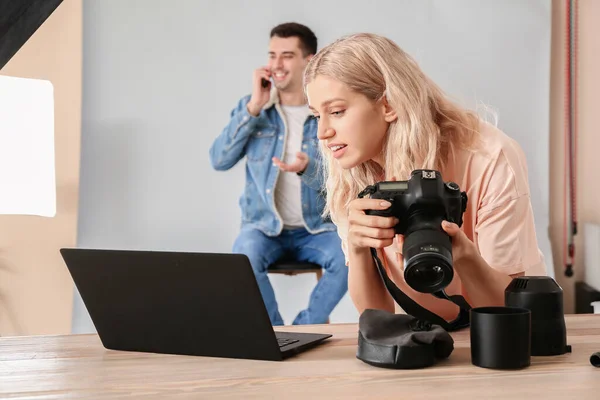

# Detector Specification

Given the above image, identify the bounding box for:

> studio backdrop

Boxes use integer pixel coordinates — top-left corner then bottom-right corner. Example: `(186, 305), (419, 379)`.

(73, 0), (552, 332)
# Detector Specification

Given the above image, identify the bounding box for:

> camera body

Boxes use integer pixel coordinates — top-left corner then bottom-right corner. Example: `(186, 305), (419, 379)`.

(366, 169), (467, 235)
(365, 169), (468, 293)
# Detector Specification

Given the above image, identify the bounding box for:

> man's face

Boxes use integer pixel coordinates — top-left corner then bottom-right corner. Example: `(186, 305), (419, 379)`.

(267, 36), (312, 92)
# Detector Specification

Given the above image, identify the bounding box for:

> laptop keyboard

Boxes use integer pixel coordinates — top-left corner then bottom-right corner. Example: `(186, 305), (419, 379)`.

(277, 337), (300, 348)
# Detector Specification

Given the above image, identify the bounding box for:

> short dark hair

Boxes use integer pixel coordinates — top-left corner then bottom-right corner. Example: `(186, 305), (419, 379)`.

(270, 22), (318, 57)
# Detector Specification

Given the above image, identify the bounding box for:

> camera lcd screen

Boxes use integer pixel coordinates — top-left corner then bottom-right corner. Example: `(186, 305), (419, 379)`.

(379, 182), (408, 191)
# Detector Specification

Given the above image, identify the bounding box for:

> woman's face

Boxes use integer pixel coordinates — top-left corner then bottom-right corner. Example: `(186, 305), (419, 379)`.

(306, 75), (397, 169)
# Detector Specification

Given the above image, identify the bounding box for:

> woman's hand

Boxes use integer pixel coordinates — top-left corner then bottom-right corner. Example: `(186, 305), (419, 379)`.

(441, 220), (513, 307)
(347, 198), (398, 252)
(346, 198), (398, 313)
(441, 220), (480, 266)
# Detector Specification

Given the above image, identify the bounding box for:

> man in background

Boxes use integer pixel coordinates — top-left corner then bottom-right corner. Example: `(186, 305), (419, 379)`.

(209, 22), (348, 325)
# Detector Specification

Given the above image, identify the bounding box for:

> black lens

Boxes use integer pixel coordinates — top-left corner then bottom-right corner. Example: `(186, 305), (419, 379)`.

(403, 229), (454, 293)
(412, 264), (445, 286)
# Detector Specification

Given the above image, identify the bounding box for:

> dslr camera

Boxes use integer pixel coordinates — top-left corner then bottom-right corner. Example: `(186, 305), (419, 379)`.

(362, 169), (468, 294)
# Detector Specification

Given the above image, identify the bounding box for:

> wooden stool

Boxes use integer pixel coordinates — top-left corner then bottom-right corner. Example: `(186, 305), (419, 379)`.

(267, 259), (329, 324)
(267, 260), (323, 279)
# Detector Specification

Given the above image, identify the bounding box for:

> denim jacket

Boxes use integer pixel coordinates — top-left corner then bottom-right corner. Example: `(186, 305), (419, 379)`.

(209, 91), (336, 237)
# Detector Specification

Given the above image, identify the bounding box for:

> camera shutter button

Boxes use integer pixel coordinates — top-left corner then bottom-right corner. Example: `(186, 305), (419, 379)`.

(446, 182), (459, 191)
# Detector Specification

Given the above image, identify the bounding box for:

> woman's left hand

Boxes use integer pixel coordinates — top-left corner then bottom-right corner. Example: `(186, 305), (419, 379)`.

(441, 220), (514, 307)
(441, 220), (480, 268)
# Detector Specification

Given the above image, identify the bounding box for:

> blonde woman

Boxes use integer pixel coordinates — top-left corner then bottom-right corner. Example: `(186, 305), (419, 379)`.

(304, 33), (547, 322)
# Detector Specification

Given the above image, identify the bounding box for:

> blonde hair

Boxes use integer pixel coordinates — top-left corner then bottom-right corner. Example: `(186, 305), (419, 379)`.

(304, 33), (481, 221)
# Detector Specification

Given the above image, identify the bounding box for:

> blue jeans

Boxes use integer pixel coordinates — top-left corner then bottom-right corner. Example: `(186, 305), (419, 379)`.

(232, 227), (348, 325)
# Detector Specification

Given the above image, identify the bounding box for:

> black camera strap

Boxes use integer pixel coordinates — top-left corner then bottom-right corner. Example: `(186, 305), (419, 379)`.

(369, 247), (471, 331)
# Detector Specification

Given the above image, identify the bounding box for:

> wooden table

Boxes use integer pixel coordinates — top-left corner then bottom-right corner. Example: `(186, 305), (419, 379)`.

(1, 315), (599, 399)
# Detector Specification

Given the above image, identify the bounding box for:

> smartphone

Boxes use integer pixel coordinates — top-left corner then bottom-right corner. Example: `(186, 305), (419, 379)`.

(261, 78), (271, 89)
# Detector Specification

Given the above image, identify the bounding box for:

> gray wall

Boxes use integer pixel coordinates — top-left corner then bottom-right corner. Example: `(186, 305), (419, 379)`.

(73, 0), (552, 332)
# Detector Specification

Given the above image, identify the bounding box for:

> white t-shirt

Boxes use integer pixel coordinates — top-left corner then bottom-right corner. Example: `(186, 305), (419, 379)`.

(275, 104), (311, 229)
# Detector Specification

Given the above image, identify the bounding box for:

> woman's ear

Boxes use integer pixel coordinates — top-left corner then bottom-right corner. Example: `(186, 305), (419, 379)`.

(381, 95), (397, 123)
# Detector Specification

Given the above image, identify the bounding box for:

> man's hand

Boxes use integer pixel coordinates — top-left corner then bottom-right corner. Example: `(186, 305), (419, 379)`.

(272, 152), (309, 174)
(247, 67), (272, 116)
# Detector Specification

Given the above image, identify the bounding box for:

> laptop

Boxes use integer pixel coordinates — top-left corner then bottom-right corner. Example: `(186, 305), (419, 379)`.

(60, 248), (332, 361)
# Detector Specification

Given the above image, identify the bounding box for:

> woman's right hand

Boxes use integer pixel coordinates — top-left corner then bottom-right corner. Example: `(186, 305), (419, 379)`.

(347, 198), (399, 252)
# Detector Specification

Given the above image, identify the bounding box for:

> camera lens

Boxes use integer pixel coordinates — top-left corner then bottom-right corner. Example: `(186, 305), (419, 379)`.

(412, 265), (444, 284)
(403, 229), (454, 293)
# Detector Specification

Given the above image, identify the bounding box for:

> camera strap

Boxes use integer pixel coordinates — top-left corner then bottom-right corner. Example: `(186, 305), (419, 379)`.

(370, 248), (471, 331)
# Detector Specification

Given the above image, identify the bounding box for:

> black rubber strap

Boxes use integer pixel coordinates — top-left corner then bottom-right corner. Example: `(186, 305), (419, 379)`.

(371, 248), (470, 331)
